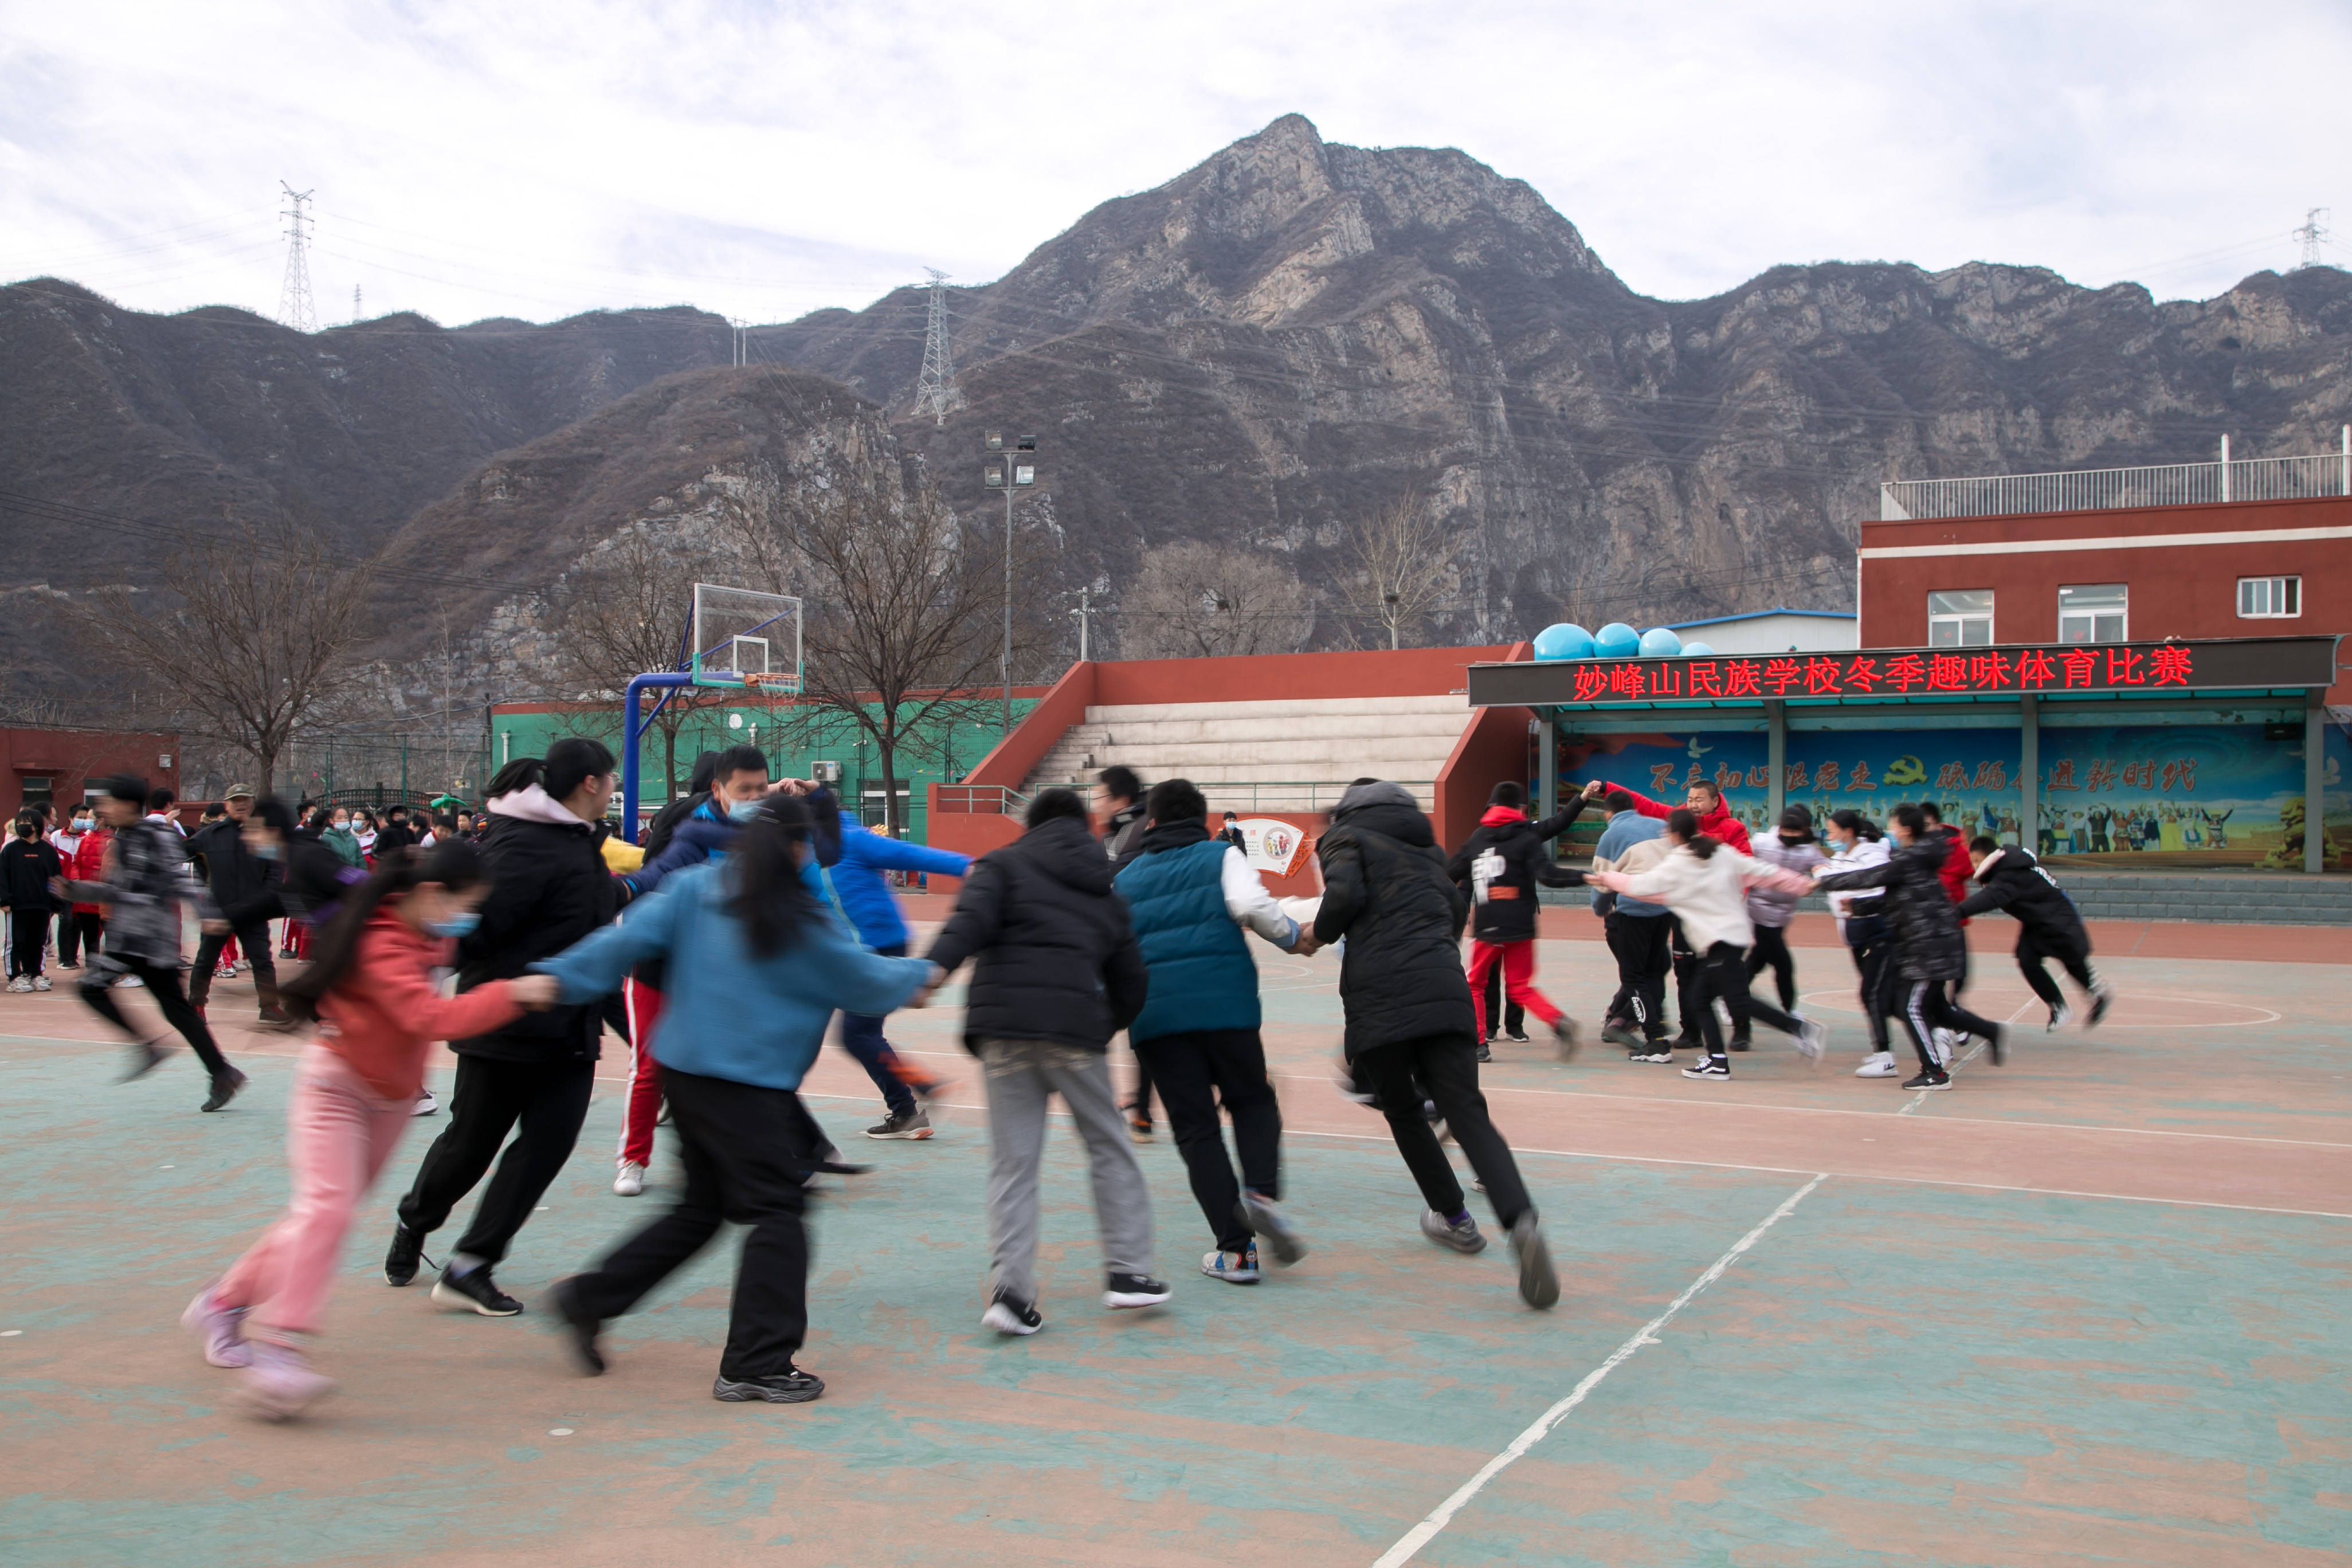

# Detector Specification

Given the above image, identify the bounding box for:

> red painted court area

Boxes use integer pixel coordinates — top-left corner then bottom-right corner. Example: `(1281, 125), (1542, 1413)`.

(3, 914), (2347, 1566)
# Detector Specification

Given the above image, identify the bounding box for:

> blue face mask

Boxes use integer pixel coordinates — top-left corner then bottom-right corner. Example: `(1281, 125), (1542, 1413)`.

(727, 798), (762, 824)
(425, 912), (480, 939)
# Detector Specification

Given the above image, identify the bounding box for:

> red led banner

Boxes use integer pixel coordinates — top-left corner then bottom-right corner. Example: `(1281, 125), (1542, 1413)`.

(1557, 644), (2196, 703)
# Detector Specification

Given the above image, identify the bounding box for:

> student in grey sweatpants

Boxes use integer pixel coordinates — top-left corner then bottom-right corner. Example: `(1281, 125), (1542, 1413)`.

(923, 789), (1165, 1335)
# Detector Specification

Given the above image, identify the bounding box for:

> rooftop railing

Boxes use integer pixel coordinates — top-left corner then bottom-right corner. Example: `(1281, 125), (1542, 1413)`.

(1881, 436), (2352, 521)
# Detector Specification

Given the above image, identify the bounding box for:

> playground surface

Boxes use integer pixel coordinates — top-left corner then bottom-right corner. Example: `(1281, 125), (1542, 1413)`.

(3, 917), (2347, 1567)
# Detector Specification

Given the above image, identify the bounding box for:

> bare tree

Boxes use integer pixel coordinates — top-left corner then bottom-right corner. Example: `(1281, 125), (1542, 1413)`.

(1340, 495), (1455, 649)
(544, 522), (732, 806)
(1119, 539), (1316, 659)
(68, 517), (374, 796)
(735, 455), (1032, 838)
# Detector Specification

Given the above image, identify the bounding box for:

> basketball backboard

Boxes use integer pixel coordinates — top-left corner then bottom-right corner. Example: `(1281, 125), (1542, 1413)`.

(691, 583), (802, 691)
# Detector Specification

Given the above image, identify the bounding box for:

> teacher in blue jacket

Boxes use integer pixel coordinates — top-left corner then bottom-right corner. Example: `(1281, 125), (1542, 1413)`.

(829, 809), (971, 1141)
(534, 795), (936, 1406)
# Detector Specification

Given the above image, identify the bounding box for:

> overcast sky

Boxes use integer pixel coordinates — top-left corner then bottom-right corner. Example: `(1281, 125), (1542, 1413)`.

(3, 1), (2345, 329)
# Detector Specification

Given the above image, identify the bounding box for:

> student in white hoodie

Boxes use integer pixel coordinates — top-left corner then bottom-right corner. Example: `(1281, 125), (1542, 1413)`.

(1821, 810), (1900, 1076)
(1587, 809), (1824, 1081)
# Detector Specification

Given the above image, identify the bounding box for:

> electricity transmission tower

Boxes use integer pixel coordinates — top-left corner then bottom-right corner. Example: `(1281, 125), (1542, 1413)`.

(351, 284), (362, 324)
(277, 182), (316, 332)
(911, 268), (966, 425)
(2294, 209), (2331, 269)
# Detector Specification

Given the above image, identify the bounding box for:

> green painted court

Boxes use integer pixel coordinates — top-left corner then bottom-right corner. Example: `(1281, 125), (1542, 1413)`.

(3, 930), (2346, 1567)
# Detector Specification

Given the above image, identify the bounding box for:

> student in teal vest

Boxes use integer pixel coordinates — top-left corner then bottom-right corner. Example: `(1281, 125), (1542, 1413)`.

(1114, 779), (1315, 1284)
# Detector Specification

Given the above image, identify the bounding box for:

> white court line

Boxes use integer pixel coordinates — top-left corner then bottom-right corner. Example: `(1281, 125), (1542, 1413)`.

(1898, 997), (2033, 1115)
(1370, 1175), (1828, 1568)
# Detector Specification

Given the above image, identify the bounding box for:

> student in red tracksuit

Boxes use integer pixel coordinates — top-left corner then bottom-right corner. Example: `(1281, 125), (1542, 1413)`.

(180, 841), (560, 1420)
(1443, 781), (1587, 1061)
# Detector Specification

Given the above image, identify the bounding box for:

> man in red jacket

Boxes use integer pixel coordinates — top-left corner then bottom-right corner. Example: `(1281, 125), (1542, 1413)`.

(1604, 778), (1753, 854)
(1600, 777), (1754, 1044)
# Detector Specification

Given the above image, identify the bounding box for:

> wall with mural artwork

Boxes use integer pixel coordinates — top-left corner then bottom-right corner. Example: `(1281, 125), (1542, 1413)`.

(2036, 723), (2341, 870)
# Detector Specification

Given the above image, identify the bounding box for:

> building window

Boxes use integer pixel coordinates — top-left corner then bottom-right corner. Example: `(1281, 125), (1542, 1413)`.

(2237, 575), (2300, 618)
(1927, 589), (1994, 646)
(2057, 583), (2127, 643)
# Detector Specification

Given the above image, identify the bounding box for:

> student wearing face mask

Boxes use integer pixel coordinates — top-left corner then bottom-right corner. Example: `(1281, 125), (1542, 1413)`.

(179, 840), (562, 1420)
(52, 807), (91, 968)
(319, 809), (364, 869)
(3, 813), (64, 991)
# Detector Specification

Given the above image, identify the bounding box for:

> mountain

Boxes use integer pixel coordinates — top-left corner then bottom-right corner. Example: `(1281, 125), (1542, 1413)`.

(8, 112), (2352, 707)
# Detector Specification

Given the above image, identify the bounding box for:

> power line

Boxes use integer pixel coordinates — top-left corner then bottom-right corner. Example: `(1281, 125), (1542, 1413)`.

(2294, 209), (2331, 271)
(276, 182), (316, 334)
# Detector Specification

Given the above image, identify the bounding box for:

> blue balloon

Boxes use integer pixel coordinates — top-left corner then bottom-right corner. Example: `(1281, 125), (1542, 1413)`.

(1638, 627), (1684, 658)
(1594, 622), (1641, 659)
(1679, 641), (1716, 658)
(1532, 622), (1595, 661)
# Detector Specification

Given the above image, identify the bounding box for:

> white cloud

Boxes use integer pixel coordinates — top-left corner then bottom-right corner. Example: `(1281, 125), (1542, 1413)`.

(2, 0), (2345, 327)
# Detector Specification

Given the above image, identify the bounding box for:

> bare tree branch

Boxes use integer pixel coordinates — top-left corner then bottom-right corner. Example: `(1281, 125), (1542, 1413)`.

(1119, 539), (1315, 659)
(1339, 495), (1455, 649)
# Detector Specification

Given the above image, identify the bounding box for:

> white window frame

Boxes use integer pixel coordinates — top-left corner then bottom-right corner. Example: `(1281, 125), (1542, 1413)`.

(2057, 583), (2127, 644)
(1927, 589), (1994, 647)
(2236, 575), (2301, 618)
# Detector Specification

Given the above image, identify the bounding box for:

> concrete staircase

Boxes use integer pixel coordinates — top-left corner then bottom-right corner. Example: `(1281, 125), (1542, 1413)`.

(1020, 694), (1476, 814)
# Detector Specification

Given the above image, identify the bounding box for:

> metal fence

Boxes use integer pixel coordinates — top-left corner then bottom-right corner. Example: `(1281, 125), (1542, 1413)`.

(1881, 443), (2352, 522)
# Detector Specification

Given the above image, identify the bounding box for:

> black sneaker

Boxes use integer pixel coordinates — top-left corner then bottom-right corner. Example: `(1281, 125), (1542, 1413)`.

(1902, 1068), (1953, 1091)
(385, 1224), (426, 1287)
(1103, 1273), (1172, 1310)
(864, 1108), (934, 1140)
(713, 1367), (824, 1403)
(200, 1068), (248, 1113)
(1727, 1035), (1752, 1053)
(432, 1265), (523, 1316)
(121, 1037), (169, 1083)
(1681, 1058), (1730, 1081)
(1505, 1028), (1530, 1043)
(2089, 986), (2114, 1027)
(254, 1006), (297, 1033)
(1983, 1024), (2007, 1067)
(1551, 1016), (1580, 1061)
(1475, 1041), (1492, 1063)
(1630, 1044), (1675, 1063)
(545, 1278), (605, 1375)
(1601, 1021), (1643, 1052)
(982, 1289), (1043, 1335)
(1508, 1212), (1560, 1310)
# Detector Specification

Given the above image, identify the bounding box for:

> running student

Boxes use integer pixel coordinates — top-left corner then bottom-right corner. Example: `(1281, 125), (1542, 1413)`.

(826, 800), (969, 1142)
(1741, 807), (1825, 1046)
(1820, 810), (1900, 1077)
(1092, 766), (1155, 1140)
(536, 795), (936, 1405)
(1959, 838), (2114, 1030)
(1115, 778), (1311, 1287)
(1444, 779), (1585, 1061)
(1812, 803), (2009, 1089)
(1591, 788), (1676, 1059)
(1586, 809), (1822, 1081)
(66, 774), (246, 1111)
(1314, 779), (1558, 1308)
(180, 842), (559, 1420)
(1598, 775), (1751, 1049)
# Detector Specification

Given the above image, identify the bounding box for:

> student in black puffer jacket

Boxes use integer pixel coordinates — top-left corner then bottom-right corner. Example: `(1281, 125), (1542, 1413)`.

(924, 789), (1161, 1335)
(1314, 779), (1558, 1309)
(1813, 803), (2009, 1090)
(1959, 839), (2114, 1030)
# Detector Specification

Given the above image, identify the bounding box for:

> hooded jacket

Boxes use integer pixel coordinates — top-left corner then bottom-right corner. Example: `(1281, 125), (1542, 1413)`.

(1813, 837), (1966, 982)
(1928, 824), (1973, 920)
(447, 789), (618, 1064)
(1608, 784), (1753, 854)
(1103, 799), (1148, 868)
(319, 911), (527, 1100)
(1957, 844), (2087, 950)
(1745, 833), (1826, 928)
(1444, 799), (1587, 944)
(69, 826), (110, 915)
(76, 817), (217, 963)
(1314, 781), (1475, 1057)
(924, 813), (1149, 1054)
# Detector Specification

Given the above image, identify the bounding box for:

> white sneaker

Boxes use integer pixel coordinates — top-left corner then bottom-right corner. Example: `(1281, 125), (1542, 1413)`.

(1201, 1246), (1261, 1284)
(1854, 1052), (1899, 1077)
(2048, 1005), (2075, 1032)
(6, 977), (28, 993)
(613, 1161), (646, 1197)
(1793, 1017), (1826, 1062)
(115, 973), (144, 989)
(410, 1089), (438, 1118)
(32, 975), (51, 992)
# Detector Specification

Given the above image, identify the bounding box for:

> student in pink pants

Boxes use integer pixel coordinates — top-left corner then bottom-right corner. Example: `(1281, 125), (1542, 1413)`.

(181, 838), (559, 1420)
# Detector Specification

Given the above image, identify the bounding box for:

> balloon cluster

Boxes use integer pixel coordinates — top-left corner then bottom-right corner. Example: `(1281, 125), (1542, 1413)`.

(1532, 622), (1715, 661)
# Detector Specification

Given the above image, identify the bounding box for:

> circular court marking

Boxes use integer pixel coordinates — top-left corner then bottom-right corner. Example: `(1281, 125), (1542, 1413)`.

(548, 1428), (574, 1437)
(1797, 987), (2280, 1029)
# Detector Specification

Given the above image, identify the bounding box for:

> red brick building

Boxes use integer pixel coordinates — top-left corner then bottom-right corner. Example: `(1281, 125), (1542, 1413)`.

(1, 726), (182, 821)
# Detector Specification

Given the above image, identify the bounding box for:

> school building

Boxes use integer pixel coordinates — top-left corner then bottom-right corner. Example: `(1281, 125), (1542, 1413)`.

(1, 726), (182, 822)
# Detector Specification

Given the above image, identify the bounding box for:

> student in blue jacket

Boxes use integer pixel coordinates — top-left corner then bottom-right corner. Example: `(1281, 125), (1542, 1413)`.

(535, 795), (936, 1406)
(829, 809), (971, 1140)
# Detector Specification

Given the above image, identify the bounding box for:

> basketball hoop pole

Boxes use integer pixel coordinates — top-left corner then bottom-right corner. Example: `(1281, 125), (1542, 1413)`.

(622, 672), (698, 832)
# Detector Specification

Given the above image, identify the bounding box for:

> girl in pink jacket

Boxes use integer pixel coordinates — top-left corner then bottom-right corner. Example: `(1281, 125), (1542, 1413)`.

(181, 841), (558, 1419)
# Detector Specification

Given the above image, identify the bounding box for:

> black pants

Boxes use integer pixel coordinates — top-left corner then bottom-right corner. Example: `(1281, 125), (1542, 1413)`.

(56, 909), (93, 965)
(1127, 1044), (1157, 1126)
(1746, 924), (1797, 1010)
(189, 919), (278, 1013)
(1843, 913), (1894, 1052)
(1479, 962), (1525, 1038)
(7, 908), (50, 977)
(1689, 942), (1804, 1060)
(397, 1055), (595, 1267)
(1354, 1033), (1532, 1231)
(1895, 980), (2005, 1072)
(2016, 928), (2097, 1011)
(1673, 922), (1754, 1043)
(1605, 911), (1672, 1040)
(568, 1067), (814, 1382)
(1133, 1028), (1281, 1254)
(79, 954), (233, 1077)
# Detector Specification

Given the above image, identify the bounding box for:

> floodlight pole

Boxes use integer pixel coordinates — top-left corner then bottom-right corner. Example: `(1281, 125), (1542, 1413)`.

(983, 433), (1038, 742)
(1003, 479), (1014, 735)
